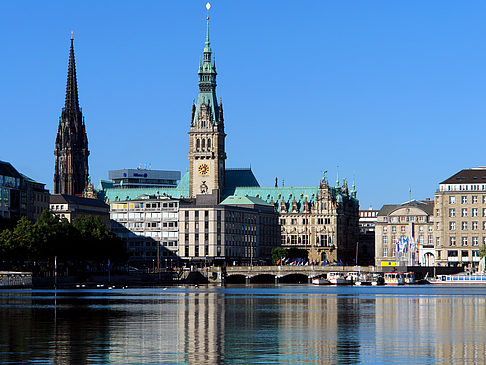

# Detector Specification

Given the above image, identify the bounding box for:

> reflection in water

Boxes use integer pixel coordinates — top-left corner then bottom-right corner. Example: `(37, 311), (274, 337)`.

(0, 287), (485, 364)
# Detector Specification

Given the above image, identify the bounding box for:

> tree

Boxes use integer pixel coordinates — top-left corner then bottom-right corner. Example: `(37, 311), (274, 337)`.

(271, 247), (287, 264)
(479, 244), (486, 259)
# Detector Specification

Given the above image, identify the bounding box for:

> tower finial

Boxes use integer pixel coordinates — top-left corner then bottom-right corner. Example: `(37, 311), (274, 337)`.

(336, 166), (340, 187)
(70, 31), (74, 40)
(205, 3), (211, 47)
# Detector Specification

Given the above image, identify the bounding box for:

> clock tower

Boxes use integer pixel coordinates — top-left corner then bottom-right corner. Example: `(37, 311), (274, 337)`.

(188, 7), (226, 200)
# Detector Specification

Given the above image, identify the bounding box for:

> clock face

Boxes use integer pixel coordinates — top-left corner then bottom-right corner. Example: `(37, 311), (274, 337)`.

(198, 163), (210, 176)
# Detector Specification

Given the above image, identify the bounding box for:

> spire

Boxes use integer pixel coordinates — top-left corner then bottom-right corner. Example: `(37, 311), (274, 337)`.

(336, 166), (340, 188)
(192, 2), (219, 127)
(64, 33), (79, 112)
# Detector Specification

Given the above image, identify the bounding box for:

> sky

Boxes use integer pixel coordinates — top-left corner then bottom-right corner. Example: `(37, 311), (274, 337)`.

(2, 1), (486, 210)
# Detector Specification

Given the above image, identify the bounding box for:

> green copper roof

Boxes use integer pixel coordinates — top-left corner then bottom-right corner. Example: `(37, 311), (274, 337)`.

(220, 195), (273, 207)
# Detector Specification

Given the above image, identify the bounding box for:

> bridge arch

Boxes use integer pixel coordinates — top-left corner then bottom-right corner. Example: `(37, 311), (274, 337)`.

(279, 273), (309, 284)
(249, 274), (276, 284)
(225, 274), (247, 284)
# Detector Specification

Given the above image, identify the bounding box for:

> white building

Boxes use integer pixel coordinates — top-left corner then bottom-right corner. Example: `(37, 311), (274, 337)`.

(110, 196), (179, 267)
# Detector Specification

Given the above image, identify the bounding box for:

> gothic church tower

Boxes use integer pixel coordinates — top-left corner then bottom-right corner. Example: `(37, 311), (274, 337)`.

(54, 35), (90, 196)
(188, 10), (226, 199)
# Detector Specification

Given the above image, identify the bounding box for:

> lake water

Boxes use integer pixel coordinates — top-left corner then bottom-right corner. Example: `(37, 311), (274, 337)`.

(0, 285), (485, 364)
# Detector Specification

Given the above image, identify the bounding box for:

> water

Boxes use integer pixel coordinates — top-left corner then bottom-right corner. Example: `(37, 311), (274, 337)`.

(0, 285), (486, 364)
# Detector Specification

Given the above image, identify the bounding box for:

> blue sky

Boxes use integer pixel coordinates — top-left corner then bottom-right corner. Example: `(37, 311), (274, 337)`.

(2, 1), (486, 209)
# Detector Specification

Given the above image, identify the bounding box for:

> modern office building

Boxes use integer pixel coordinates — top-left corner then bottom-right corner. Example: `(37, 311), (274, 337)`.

(375, 200), (435, 267)
(0, 161), (49, 221)
(54, 35), (90, 196)
(110, 196), (180, 266)
(434, 167), (486, 268)
(108, 169), (180, 189)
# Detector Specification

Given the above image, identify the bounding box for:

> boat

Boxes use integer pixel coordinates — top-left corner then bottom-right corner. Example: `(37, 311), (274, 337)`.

(327, 271), (353, 285)
(371, 274), (385, 286)
(404, 272), (416, 285)
(312, 277), (331, 285)
(430, 274), (486, 284)
(354, 273), (372, 286)
(384, 272), (405, 285)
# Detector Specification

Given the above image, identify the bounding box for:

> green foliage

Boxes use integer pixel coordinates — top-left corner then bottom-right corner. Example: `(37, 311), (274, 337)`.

(479, 244), (486, 259)
(0, 210), (127, 271)
(271, 247), (287, 264)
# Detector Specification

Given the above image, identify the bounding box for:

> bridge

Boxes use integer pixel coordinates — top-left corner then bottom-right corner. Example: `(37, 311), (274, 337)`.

(204, 266), (377, 284)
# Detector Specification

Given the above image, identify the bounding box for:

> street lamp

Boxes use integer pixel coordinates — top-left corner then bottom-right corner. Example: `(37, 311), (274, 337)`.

(355, 241), (359, 266)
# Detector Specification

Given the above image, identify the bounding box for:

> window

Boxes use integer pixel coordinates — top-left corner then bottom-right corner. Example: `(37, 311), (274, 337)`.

(449, 222), (456, 230)
(392, 226), (396, 233)
(419, 226), (424, 232)
(462, 222), (468, 230)
(472, 222), (478, 230)
(473, 196), (478, 204)
(401, 226), (406, 233)
(473, 208), (478, 217)
(419, 235), (424, 244)
(428, 235), (433, 244)
(436, 209), (440, 217)
(483, 208), (486, 217)
(383, 236), (388, 244)
(447, 250), (458, 257)
(449, 208), (455, 217)
(436, 237), (440, 246)
(483, 196), (486, 204)
(462, 250), (469, 257)
(450, 237), (456, 246)
(461, 196), (467, 204)
(462, 237), (468, 246)
(449, 196), (456, 204)
(472, 237), (479, 246)
(383, 247), (388, 257)
(462, 208), (467, 217)
(383, 227), (388, 233)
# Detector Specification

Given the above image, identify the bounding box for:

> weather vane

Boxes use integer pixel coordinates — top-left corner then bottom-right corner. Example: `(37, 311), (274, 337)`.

(206, 2), (211, 20)
(70, 31), (74, 40)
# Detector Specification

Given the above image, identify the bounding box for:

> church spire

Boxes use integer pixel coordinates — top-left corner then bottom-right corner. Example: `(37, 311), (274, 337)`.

(54, 33), (90, 196)
(64, 32), (79, 113)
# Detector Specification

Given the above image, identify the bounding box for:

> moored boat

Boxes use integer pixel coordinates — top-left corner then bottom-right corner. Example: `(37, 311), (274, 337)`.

(404, 272), (416, 285)
(384, 272), (405, 285)
(312, 277), (331, 285)
(430, 274), (486, 284)
(354, 273), (372, 286)
(327, 271), (353, 285)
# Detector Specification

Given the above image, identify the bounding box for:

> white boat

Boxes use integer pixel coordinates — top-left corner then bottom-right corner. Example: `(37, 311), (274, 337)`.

(312, 277), (330, 285)
(368, 273), (385, 286)
(327, 272), (353, 285)
(384, 272), (405, 285)
(404, 272), (416, 285)
(430, 274), (486, 284)
(354, 273), (373, 286)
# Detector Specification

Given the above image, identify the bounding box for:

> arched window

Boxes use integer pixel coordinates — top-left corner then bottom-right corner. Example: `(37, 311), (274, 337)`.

(201, 139), (205, 150)
(207, 138), (211, 150)
(196, 139), (200, 150)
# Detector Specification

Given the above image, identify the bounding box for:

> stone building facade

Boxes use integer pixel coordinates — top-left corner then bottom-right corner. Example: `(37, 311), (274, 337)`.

(178, 196), (279, 265)
(188, 17), (226, 200)
(54, 36), (89, 196)
(277, 178), (359, 264)
(375, 200), (435, 267)
(50, 194), (109, 226)
(434, 168), (486, 268)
